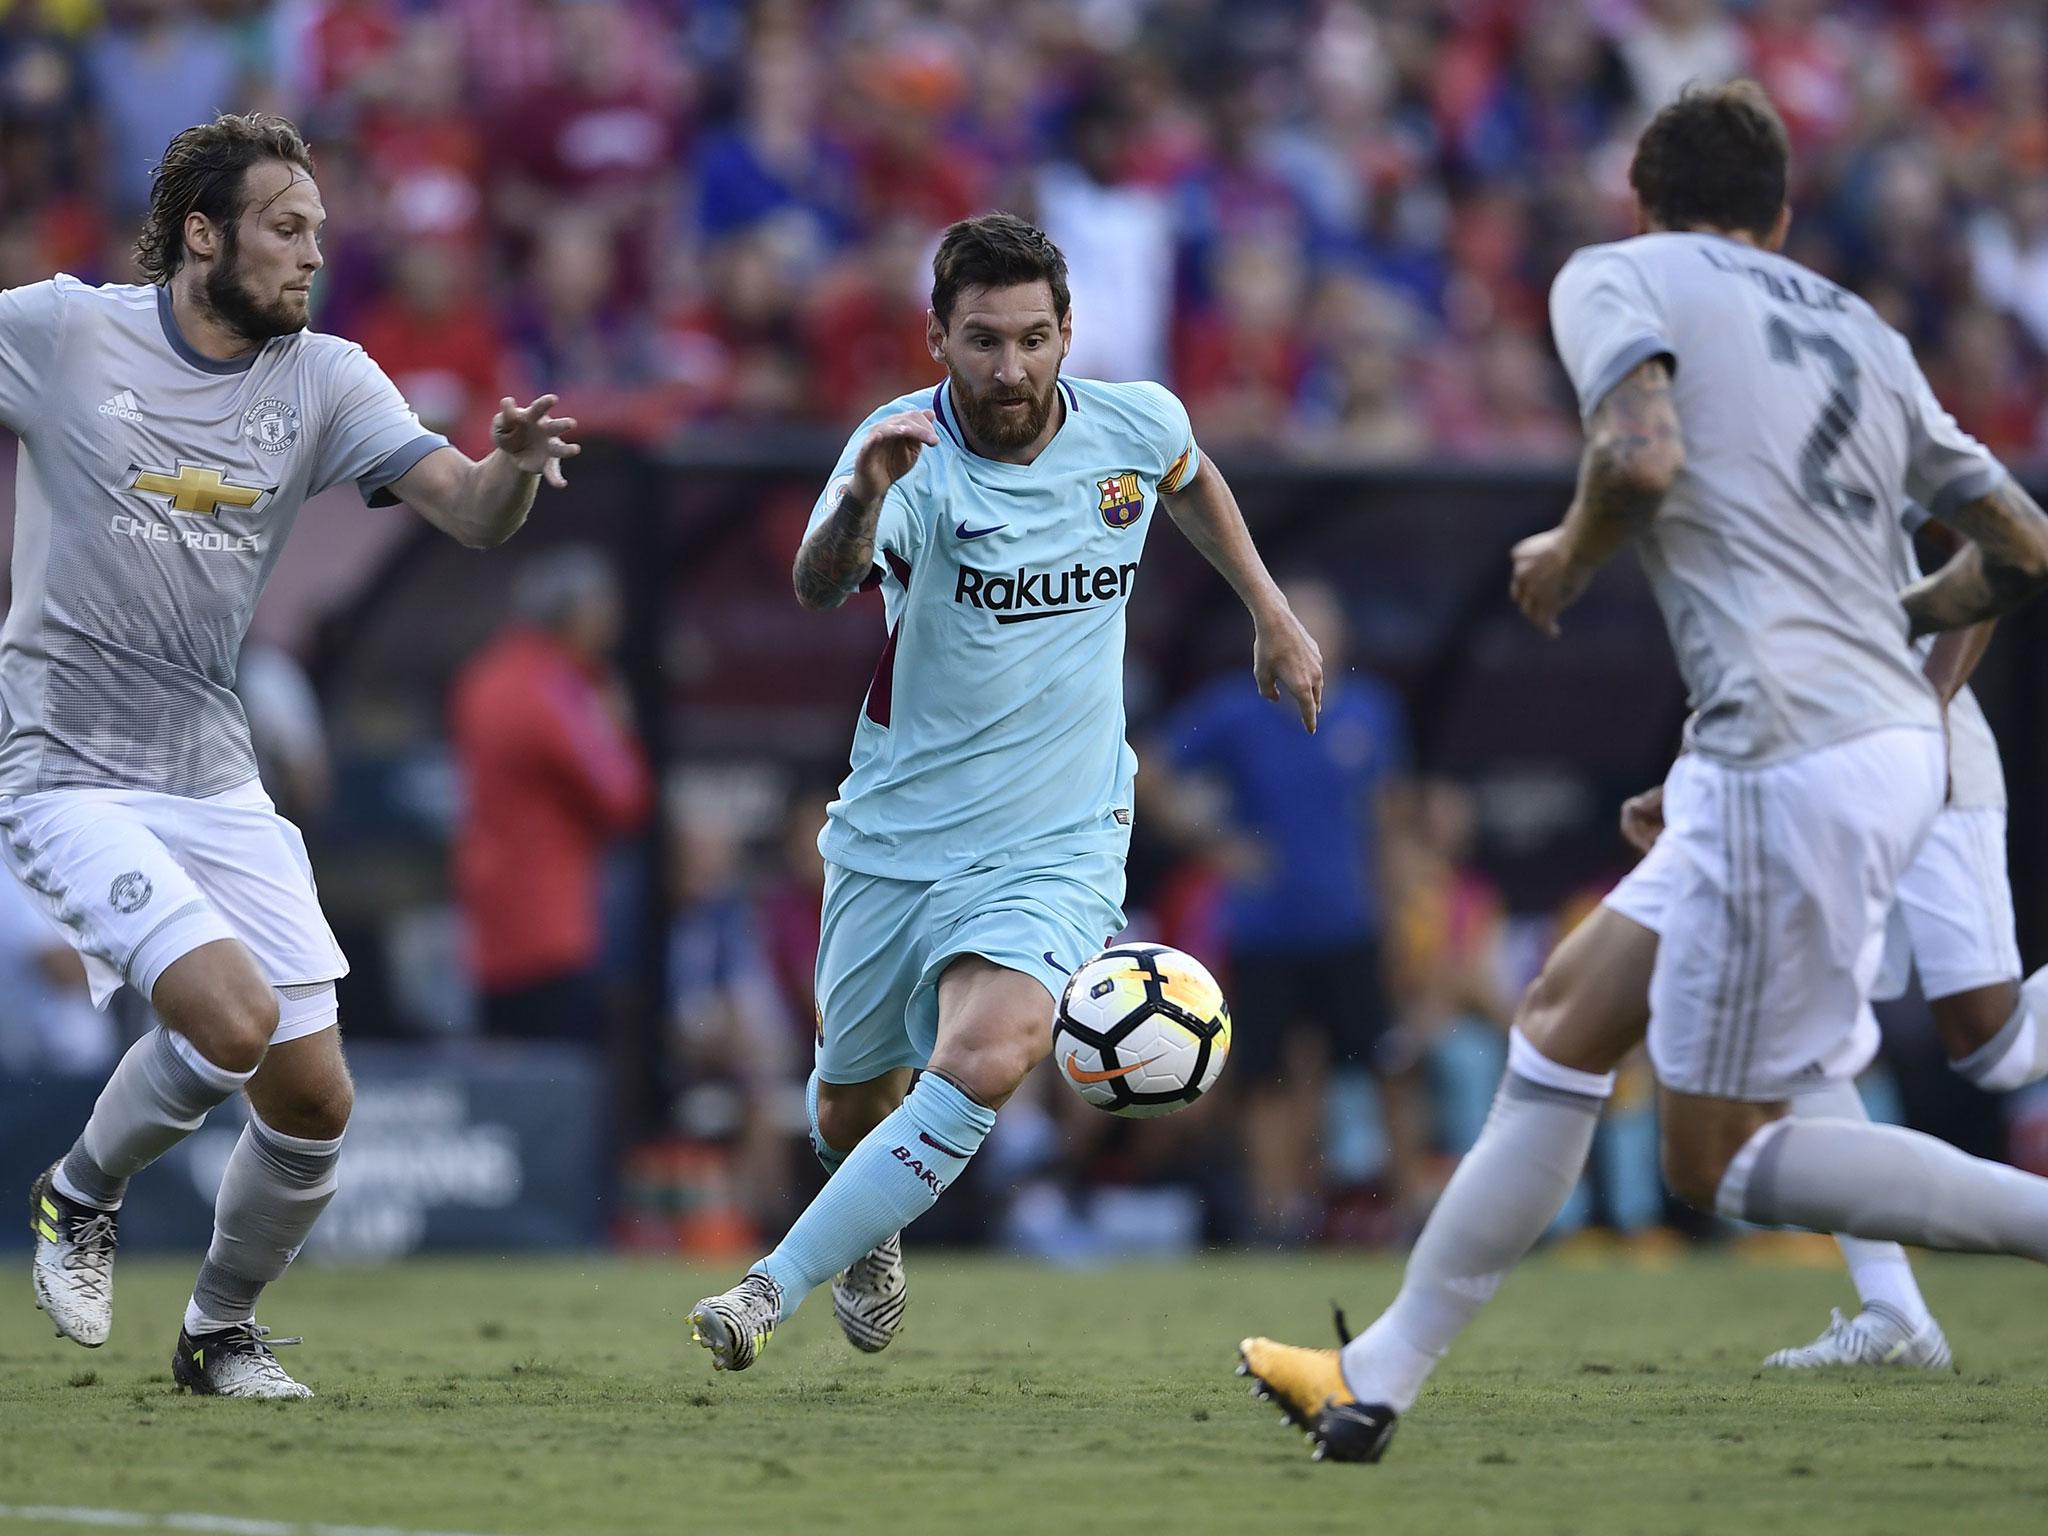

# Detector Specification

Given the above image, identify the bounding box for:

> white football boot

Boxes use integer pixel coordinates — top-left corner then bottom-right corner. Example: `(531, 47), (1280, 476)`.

(1763, 1305), (1955, 1371)
(172, 1321), (314, 1399)
(832, 1233), (907, 1353)
(30, 1163), (117, 1348)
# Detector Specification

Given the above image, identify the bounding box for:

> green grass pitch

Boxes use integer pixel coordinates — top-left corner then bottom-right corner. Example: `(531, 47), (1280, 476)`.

(2, 1247), (2044, 1535)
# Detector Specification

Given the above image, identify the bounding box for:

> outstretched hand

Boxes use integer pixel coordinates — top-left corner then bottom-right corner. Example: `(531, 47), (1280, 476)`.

(1255, 603), (1323, 734)
(493, 395), (582, 489)
(850, 409), (941, 505)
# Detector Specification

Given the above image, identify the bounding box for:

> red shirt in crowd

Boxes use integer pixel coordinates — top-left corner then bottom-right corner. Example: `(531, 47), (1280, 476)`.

(451, 627), (653, 993)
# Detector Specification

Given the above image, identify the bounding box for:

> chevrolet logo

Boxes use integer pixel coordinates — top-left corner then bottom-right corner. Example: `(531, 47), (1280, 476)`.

(129, 463), (269, 517)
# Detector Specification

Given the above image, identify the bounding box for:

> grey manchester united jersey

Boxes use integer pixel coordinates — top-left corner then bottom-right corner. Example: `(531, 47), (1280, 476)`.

(1550, 233), (2003, 767)
(0, 278), (445, 796)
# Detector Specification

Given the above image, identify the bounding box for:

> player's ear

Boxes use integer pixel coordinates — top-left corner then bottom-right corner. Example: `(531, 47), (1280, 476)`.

(1059, 307), (1072, 360)
(925, 309), (946, 365)
(184, 211), (220, 265)
(1766, 203), (1792, 253)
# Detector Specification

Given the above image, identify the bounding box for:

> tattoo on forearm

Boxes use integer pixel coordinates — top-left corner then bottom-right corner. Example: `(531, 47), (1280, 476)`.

(1578, 362), (1682, 537)
(793, 493), (879, 609)
(1904, 478), (2048, 635)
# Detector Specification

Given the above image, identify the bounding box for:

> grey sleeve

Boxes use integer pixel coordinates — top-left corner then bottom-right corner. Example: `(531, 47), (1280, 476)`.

(309, 343), (451, 505)
(0, 280), (67, 437)
(1894, 334), (2003, 520)
(1549, 247), (1674, 422)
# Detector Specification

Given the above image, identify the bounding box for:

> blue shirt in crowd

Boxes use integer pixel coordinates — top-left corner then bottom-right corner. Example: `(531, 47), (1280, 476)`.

(1166, 673), (1409, 952)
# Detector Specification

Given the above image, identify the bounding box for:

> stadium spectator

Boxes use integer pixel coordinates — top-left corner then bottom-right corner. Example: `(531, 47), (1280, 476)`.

(353, 237), (507, 456)
(451, 546), (652, 1040)
(235, 642), (332, 829)
(666, 811), (797, 1228)
(1036, 95), (1175, 385)
(0, 863), (116, 1078)
(1159, 577), (1416, 1241)
(1, 0), (2039, 464)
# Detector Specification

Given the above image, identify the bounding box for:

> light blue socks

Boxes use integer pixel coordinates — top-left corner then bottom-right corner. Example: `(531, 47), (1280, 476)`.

(757, 1072), (995, 1317)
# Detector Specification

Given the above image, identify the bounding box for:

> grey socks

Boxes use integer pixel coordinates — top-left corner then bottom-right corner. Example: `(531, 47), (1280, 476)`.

(55, 1028), (254, 1211)
(1341, 1062), (1606, 1413)
(188, 1111), (344, 1331)
(1721, 1115), (2048, 1262)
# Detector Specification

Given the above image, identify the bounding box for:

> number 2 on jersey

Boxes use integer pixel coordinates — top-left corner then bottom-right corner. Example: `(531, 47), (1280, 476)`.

(1764, 314), (1876, 524)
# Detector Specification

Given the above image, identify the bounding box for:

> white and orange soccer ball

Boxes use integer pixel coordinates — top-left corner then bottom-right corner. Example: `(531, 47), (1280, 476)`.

(1052, 942), (1232, 1118)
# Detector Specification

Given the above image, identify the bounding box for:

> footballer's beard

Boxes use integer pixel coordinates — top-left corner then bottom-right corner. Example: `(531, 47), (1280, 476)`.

(955, 372), (1059, 451)
(202, 241), (309, 347)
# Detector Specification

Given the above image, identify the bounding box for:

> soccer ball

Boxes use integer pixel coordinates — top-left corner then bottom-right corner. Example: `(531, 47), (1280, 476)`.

(1052, 942), (1231, 1118)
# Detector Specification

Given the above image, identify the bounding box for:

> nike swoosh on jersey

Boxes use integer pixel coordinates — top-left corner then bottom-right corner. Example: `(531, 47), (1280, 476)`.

(1064, 1052), (1154, 1085)
(954, 521), (1007, 540)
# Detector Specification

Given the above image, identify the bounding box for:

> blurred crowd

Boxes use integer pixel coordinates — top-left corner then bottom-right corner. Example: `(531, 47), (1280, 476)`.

(9, 0), (2048, 1252)
(4, 0), (2048, 462)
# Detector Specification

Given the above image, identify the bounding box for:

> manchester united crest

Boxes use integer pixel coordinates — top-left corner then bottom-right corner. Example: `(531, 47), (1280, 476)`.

(244, 398), (301, 455)
(1097, 471), (1144, 529)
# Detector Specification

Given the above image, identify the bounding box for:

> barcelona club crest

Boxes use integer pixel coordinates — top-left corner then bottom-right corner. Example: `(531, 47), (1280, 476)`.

(1097, 471), (1144, 529)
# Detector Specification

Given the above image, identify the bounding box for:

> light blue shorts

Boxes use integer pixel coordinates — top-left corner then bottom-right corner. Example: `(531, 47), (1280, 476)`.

(813, 842), (1127, 1084)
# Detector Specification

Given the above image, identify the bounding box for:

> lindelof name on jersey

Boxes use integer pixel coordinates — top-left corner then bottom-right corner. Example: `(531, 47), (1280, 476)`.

(954, 559), (1139, 623)
(1698, 245), (1848, 314)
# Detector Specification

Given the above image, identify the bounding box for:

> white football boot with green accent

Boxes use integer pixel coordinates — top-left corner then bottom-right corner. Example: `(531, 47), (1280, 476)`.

(173, 1321), (314, 1398)
(1763, 1306), (1955, 1371)
(30, 1163), (117, 1348)
(689, 1272), (784, 1372)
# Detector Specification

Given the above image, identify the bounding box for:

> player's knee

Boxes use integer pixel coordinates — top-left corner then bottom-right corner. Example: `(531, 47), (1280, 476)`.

(1931, 980), (2022, 1063)
(929, 1021), (1048, 1109)
(1658, 1130), (1725, 1213)
(816, 1084), (892, 1153)
(170, 983), (277, 1075)
(1513, 962), (1569, 1052)
(264, 1072), (353, 1142)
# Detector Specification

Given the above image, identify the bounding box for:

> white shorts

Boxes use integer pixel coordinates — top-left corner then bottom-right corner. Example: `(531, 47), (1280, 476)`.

(1871, 805), (2020, 1003)
(1638, 728), (1943, 1101)
(0, 779), (347, 1043)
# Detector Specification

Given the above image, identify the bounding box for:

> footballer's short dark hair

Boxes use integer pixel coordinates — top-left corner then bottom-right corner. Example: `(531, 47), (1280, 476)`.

(136, 112), (316, 284)
(1629, 81), (1789, 242)
(930, 213), (1071, 329)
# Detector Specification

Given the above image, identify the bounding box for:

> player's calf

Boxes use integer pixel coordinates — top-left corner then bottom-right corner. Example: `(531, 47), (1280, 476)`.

(1657, 1090), (1782, 1212)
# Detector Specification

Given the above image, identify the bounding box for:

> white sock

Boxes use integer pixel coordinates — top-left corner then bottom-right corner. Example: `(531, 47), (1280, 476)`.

(1718, 1116), (2048, 1262)
(1951, 975), (2048, 1092)
(1790, 1081), (1932, 1328)
(1341, 1033), (1607, 1414)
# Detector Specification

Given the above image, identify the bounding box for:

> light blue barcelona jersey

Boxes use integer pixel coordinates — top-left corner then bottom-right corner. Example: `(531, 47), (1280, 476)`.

(807, 376), (1201, 881)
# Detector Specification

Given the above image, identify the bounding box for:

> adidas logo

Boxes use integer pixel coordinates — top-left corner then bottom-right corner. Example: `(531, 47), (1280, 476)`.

(98, 390), (143, 423)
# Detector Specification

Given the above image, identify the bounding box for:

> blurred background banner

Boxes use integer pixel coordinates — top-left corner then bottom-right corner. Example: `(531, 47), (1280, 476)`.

(0, 1043), (609, 1254)
(5, 0), (2048, 1256)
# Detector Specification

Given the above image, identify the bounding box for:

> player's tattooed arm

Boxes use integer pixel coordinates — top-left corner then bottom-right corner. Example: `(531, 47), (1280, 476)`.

(792, 489), (884, 610)
(1162, 456), (1323, 732)
(1510, 358), (1682, 637)
(1568, 357), (1684, 552)
(1903, 477), (2048, 637)
(793, 410), (940, 610)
